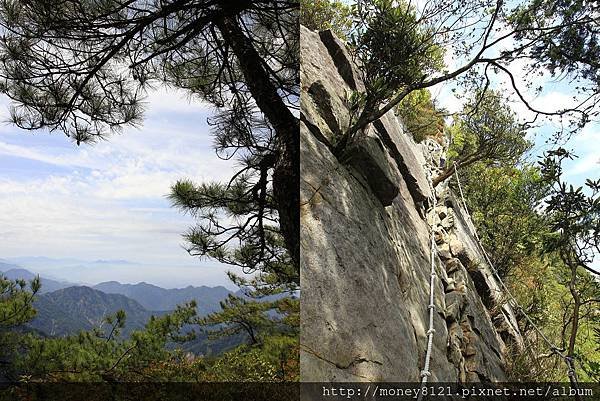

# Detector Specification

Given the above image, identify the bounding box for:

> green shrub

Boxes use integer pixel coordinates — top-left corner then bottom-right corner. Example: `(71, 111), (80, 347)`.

(300, 0), (352, 40)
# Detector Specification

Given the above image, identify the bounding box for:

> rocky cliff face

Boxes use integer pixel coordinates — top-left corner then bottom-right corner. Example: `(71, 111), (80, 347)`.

(300, 26), (523, 382)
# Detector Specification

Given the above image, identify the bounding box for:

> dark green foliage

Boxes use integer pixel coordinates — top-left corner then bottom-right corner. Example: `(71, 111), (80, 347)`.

(14, 302), (198, 382)
(322, 0), (600, 383)
(0, 274), (40, 381)
(197, 294), (299, 380)
(181, 330), (246, 357)
(538, 149), (600, 382)
(350, 0), (444, 104)
(450, 91), (531, 166)
(198, 294), (297, 339)
(0, 0), (300, 288)
(0, 274), (40, 329)
(582, 327), (600, 381)
(435, 90), (532, 185)
(199, 295), (277, 345)
(458, 145), (600, 381)
(395, 88), (445, 143)
(456, 164), (549, 278)
(300, 0), (352, 40)
(540, 148), (600, 270)
(15, 284), (240, 356)
(0, 0), (300, 381)
(0, 0), (298, 143)
(333, 0), (600, 156)
(169, 178), (298, 292)
(510, 0), (600, 99)
(332, 0), (448, 154)
(0, 273), (294, 381)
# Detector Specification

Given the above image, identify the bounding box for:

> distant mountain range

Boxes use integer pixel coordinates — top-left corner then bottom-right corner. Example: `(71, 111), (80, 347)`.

(0, 262), (234, 312)
(93, 281), (231, 314)
(0, 263), (74, 293)
(1, 256), (137, 267)
(0, 256), (235, 290)
(0, 265), (248, 355)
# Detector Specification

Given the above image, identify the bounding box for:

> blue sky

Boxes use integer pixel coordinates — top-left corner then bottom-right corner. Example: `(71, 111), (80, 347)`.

(0, 86), (242, 288)
(435, 79), (600, 187)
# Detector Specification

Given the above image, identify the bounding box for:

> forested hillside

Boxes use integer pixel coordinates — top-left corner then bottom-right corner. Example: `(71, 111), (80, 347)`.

(31, 286), (153, 337)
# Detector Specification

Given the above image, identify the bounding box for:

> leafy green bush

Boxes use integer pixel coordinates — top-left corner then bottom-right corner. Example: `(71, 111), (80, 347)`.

(350, 0), (445, 106)
(430, 90), (532, 185)
(332, 0), (446, 153)
(300, 0), (352, 40)
(395, 88), (445, 143)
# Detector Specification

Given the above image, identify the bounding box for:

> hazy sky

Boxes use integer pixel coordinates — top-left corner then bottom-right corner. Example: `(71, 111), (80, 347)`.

(0, 86), (242, 288)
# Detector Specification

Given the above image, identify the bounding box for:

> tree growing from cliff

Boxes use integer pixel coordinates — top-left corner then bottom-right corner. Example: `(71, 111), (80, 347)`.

(300, 0), (352, 41)
(395, 88), (445, 143)
(0, 0), (300, 290)
(336, 0), (600, 154)
(539, 148), (600, 385)
(438, 90), (531, 185)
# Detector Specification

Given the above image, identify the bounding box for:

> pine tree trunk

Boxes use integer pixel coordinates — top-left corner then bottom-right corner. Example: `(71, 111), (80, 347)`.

(215, 14), (300, 274)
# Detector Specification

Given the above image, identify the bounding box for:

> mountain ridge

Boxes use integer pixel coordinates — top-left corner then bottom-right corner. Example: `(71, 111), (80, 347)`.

(29, 286), (154, 337)
(2, 266), (236, 312)
(92, 281), (233, 313)
(1, 264), (75, 293)
(3, 265), (248, 356)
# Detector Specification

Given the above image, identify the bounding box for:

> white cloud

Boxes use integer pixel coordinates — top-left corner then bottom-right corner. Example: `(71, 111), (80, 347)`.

(94, 171), (175, 199)
(573, 125), (600, 144)
(143, 85), (213, 115)
(564, 153), (600, 179)
(0, 141), (81, 167)
(0, 86), (241, 287)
